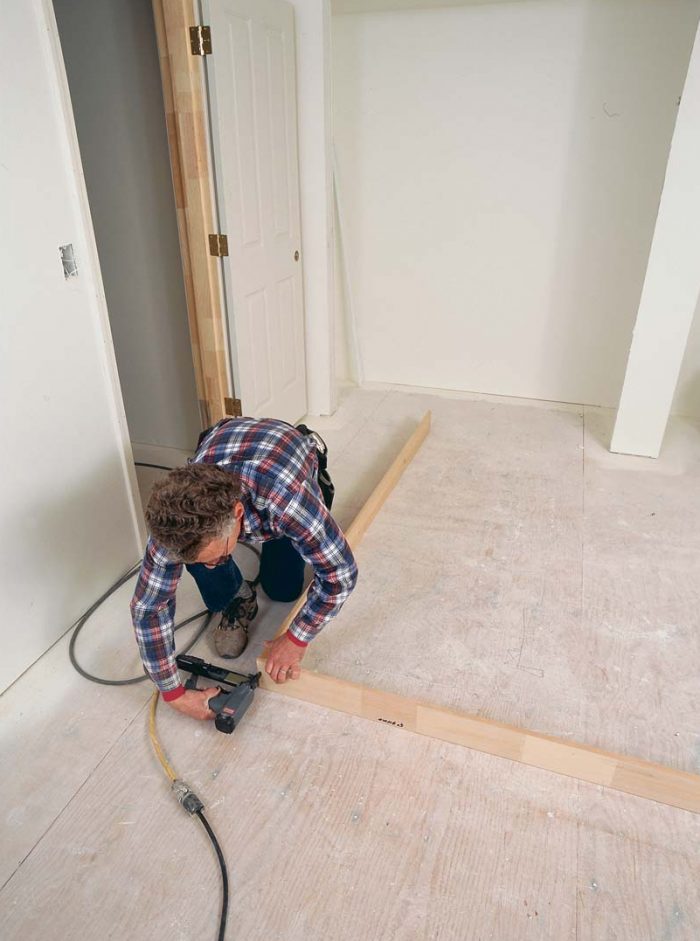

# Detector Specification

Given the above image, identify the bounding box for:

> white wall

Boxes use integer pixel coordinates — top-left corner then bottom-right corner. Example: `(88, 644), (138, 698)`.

(0, 0), (144, 692)
(611, 19), (700, 456)
(288, 0), (338, 415)
(333, 0), (700, 407)
(673, 294), (700, 416)
(334, 194), (355, 382)
(53, 0), (202, 451)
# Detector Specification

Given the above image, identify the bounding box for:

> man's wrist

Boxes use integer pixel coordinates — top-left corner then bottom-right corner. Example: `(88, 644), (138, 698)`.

(161, 684), (186, 702)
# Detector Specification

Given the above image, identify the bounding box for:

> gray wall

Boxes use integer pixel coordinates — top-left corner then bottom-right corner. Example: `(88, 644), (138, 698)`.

(54, 0), (202, 451)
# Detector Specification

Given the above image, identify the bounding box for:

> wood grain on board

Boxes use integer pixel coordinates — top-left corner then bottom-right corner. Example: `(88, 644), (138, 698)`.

(152, 0), (230, 426)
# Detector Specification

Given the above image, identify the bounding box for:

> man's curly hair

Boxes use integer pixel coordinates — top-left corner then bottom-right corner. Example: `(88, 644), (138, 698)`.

(145, 464), (242, 563)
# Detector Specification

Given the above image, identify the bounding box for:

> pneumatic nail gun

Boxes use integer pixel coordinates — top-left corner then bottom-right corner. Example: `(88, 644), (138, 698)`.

(176, 654), (260, 734)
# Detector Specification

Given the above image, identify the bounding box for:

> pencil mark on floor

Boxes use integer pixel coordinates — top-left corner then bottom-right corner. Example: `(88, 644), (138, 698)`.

(507, 607), (544, 677)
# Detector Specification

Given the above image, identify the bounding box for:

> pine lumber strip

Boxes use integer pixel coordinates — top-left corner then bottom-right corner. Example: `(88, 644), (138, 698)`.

(263, 411), (432, 644)
(343, 410), (433, 547)
(152, 0), (229, 424)
(256, 668), (700, 813)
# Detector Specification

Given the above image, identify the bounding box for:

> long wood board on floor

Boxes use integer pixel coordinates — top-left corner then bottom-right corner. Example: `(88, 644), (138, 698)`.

(258, 411), (700, 814)
(256, 665), (700, 813)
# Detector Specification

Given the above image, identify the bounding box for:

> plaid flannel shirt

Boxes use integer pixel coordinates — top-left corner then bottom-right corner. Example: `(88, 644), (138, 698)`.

(130, 419), (357, 694)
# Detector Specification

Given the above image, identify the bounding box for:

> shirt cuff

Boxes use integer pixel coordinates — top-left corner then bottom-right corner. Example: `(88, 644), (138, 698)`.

(161, 684), (186, 702)
(286, 629), (308, 648)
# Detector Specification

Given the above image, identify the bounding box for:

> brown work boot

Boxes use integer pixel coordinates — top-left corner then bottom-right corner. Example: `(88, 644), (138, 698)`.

(212, 582), (258, 659)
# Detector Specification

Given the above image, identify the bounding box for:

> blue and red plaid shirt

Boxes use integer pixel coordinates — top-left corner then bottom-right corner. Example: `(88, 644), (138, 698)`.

(130, 419), (357, 695)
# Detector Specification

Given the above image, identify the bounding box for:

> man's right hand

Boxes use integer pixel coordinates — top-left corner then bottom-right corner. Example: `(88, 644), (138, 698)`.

(166, 687), (219, 721)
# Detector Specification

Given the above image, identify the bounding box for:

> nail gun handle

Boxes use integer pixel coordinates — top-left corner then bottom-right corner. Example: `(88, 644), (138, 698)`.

(207, 689), (226, 713)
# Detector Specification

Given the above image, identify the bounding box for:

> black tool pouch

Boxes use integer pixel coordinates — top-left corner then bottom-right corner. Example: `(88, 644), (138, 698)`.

(296, 423), (335, 510)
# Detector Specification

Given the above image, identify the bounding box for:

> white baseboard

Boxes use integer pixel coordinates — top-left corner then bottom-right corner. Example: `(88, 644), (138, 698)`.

(356, 379), (589, 414)
(131, 441), (194, 469)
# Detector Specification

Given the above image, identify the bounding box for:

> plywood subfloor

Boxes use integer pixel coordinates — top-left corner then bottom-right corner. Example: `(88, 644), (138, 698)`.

(304, 390), (700, 773)
(2, 387), (699, 939)
(2, 690), (699, 941)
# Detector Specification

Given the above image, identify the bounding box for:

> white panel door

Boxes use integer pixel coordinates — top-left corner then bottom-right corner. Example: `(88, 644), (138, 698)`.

(205, 0), (308, 423)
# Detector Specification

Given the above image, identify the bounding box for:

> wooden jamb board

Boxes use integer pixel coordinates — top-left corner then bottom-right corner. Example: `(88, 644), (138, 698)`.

(152, 0), (231, 427)
(257, 411), (700, 814)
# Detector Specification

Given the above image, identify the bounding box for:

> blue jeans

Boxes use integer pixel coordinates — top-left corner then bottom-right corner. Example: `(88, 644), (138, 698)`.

(186, 536), (305, 611)
(186, 557), (243, 612)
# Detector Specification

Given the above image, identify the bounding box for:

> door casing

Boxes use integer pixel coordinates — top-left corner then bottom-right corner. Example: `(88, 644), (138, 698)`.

(153, 0), (232, 427)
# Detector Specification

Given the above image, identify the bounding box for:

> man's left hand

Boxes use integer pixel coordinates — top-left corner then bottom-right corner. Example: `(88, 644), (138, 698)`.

(263, 634), (305, 684)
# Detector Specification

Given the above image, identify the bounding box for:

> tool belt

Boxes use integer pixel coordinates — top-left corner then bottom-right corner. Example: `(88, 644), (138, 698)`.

(295, 423), (335, 510)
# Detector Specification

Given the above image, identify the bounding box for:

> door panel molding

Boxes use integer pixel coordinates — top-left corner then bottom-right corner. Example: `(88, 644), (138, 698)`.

(204, 0), (308, 423)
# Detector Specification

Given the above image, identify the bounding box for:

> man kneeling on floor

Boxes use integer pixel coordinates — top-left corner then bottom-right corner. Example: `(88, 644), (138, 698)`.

(130, 418), (358, 721)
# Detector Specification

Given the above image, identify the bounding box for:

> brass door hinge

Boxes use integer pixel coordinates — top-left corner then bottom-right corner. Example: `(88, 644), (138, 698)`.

(209, 233), (229, 257)
(224, 397), (242, 417)
(190, 25), (212, 56)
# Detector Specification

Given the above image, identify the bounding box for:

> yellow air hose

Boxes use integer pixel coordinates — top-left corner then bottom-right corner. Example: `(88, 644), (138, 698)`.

(148, 690), (178, 782)
(148, 690), (230, 940)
